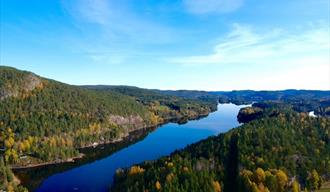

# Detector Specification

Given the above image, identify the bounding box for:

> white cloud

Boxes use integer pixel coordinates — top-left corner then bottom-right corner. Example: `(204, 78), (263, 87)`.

(169, 23), (330, 68)
(60, 0), (180, 65)
(76, 0), (111, 25)
(62, 0), (174, 44)
(167, 23), (330, 90)
(183, 0), (244, 14)
(230, 63), (330, 91)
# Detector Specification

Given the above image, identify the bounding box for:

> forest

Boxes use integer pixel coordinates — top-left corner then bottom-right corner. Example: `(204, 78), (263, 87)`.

(83, 85), (218, 121)
(158, 89), (330, 117)
(1, 66), (329, 191)
(112, 106), (330, 192)
(0, 66), (216, 191)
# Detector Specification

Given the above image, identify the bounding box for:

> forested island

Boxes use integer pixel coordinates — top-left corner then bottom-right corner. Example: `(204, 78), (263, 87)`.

(0, 66), (329, 191)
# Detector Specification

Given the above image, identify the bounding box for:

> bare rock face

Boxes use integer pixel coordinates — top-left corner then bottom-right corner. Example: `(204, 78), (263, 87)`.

(108, 115), (145, 131)
(23, 74), (43, 92)
(0, 74), (43, 100)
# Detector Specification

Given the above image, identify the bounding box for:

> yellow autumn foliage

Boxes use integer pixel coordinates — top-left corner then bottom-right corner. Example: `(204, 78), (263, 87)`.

(155, 181), (161, 190)
(212, 180), (221, 192)
(128, 165), (145, 175)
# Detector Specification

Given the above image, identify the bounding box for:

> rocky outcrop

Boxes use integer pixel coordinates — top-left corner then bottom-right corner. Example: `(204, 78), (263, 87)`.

(0, 74), (43, 100)
(23, 74), (43, 92)
(108, 115), (146, 131)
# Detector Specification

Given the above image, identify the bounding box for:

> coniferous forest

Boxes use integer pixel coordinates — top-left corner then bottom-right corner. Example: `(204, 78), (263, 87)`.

(2, 0), (329, 191)
(0, 66), (329, 192)
(0, 66), (216, 191)
(112, 106), (330, 192)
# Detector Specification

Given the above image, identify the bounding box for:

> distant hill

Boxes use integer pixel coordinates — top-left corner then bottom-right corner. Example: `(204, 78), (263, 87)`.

(153, 89), (219, 104)
(85, 86), (330, 117)
(83, 85), (218, 120)
(153, 89), (330, 116)
(213, 89), (330, 103)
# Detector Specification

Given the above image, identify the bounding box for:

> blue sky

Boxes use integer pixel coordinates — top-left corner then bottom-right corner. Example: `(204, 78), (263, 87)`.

(1, 0), (329, 90)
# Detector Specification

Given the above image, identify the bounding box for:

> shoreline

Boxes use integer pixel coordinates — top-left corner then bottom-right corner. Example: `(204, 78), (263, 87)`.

(10, 153), (85, 170)
(11, 111), (212, 171)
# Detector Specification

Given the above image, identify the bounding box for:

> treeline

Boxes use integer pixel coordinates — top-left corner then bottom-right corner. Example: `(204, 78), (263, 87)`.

(84, 85), (218, 121)
(216, 90), (330, 104)
(147, 89), (330, 117)
(237, 102), (294, 123)
(0, 66), (215, 168)
(237, 100), (330, 123)
(112, 109), (330, 192)
(216, 90), (330, 117)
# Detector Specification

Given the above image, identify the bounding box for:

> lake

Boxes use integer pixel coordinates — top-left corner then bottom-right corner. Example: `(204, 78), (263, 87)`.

(25, 103), (248, 192)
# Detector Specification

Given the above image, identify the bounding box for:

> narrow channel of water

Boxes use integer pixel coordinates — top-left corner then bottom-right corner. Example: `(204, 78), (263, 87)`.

(24, 103), (248, 192)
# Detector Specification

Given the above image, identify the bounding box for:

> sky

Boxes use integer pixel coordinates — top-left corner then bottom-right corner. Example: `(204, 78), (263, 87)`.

(0, 0), (329, 91)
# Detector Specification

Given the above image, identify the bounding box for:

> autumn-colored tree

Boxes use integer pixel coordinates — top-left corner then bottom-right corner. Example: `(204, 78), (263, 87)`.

(3, 128), (15, 149)
(275, 170), (288, 192)
(265, 171), (277, 192)
(128, 166), (145, 175)
(306, 169), (322, 190)
(254, 168), (266, 184)
(292, 179), (300, 192)
(213, 180), (221, 192)
(150, 113), (159, 125)
(155, 181), (161, 190)
(166, 173), (174, 183)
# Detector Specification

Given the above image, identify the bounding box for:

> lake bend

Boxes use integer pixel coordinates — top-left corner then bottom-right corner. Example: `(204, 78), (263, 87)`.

(17, 103), (249, 192)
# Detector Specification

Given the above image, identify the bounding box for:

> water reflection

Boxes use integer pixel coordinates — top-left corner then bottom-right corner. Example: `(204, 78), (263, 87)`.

(16, 103), (248, 192)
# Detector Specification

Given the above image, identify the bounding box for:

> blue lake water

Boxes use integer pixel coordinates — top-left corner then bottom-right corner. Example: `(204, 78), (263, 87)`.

(35, 103), (248, 192)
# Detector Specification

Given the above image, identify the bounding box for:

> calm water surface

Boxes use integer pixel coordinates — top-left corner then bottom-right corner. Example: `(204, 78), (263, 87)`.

(35, 103), (248, 192)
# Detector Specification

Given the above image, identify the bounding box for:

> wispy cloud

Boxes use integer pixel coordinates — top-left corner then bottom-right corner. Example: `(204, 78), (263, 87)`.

(169, 23), (330, 67)
(183, 0), (244, 14)
(75, 0), (110, 25)
(62, 0), (174, 44)
(60, 0), (179, 65)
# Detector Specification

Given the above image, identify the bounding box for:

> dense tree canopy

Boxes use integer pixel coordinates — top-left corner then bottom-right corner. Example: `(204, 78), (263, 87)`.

(112, 108), (330, 192)
(1, 66), (329, 191)
(0, 67), (215, 168)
